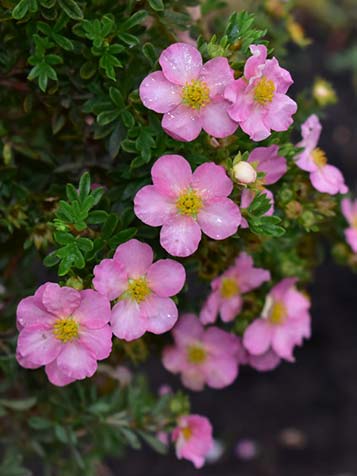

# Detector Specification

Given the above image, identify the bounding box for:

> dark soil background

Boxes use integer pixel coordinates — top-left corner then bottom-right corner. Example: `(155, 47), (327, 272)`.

(108, 17), (357, 476)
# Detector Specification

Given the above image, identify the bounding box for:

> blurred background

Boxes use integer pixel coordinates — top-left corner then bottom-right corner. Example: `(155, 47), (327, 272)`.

(106, 1), (357, 474)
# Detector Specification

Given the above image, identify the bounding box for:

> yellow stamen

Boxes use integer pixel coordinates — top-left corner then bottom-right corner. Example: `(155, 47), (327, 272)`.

(176, 189), (202, 217)
(182, 80), (210, 110)
(53, 318), (79, 343)
(312, 147), (327, 167)
(127, 277), (151, 304)
(220, 277), (239, 299)
(254, 76), (275, 105)
(269, 301), (287, 325)
(187, 344), (207, 364)
(181, 426), (192, 440)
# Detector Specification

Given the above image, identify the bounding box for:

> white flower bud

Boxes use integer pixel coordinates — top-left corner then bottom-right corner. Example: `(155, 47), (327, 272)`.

(233, 161), (257, 185)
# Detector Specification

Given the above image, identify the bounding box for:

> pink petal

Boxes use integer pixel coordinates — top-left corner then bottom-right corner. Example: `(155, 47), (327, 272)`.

(17, 295), (55, 329)
(162, 105), (202, 142)
(244, 45), (268, 79)
(56, 343), (97, 380)
(17, 326), (62, 366)
(310, 165), (348, 195)
(298, 114), (321, 150)
(74, 289), (111, 329)
(45, 360), (76, 386)
(198, 198), (241, 240)
(134, 185), (176, 226)
(248, 145), (287, 185)
(220, 296), (242, 322)
(264, 57), (293, 94)
(111, 299), (147, 341)
(249, 349), (281, 371)
(203, 327), (239, 356)
(159, 42), (202, 85)
(79, 325), (112, 360)
(204, 355), (238, 388)
(16, 351), (42, 369)
(192, 162), (233, 199)
(341, 198), (357, 224)
(42, 283), (80, 317)
(345, 228), (357, 253)
(141, 296), (178, 334)
(199, 292), (220, 325)
(151, 154), (192, 198)
(235, 253), (271, 292)
(92, 258), (127, 301)
(139, 71), (182, 113)
(162, 345), (187, 373)
(265, 93), (297, 132)
(201, 98), (239, 138)
(243, 319), (272, 356)
(240, 106), (271, 141)
(295, 150), (317, 172)
(199, 57), (234, 96)
(147, 259), (186, 297)
(181, 368), (206, 391)
(173, 313), (204, 346)
(271, 278), (297, 302)
(160, 215), (202, 257)
(225, 79), (252, 122)
(114, 239), (153, 277)
(271, 326), (296, 362)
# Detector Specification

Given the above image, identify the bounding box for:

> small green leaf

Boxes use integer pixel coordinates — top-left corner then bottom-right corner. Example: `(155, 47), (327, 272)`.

(148, 0), (164, 11)
(78, 172), (91, 202)
(58, 0), (83, 20)
(28, 416), (52, 430)
(87, 210), (109, 224)
(138, 431), (168, 454)
(97, 110), (120, 126)
(12, 0), (30, 20)
(0, 397), (37, 411)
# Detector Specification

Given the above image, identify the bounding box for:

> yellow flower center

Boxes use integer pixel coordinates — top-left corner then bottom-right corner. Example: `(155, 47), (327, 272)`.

(182, 80), (210, 110)
(181, 426), (192, 440)
(127, 277), (151, 304)
(53, 318), (79, 343)
(187, 344), (207, 364)
(254, 76), (275, 105)
(220, 277), (239, 299)
(176, 189), (202, 217)
(269, 301), (287, 325)
(312, 147), (327, 167)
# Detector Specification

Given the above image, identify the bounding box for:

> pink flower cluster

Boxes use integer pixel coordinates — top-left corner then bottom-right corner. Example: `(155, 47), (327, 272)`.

(341, 198), (357, 253)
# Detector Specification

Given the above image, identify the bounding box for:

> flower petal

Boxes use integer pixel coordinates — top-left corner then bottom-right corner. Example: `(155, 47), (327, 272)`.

(74, 289), (111, 329)
(111, 299), (147, 341)
(162, 105), (202, 142)
(173, 313), (204, 346)
(248, 145), (287, 185)
(249, 349), (281, 371)
(139, 71), (182, 113)
(199, 57), (234, 96)
(42, 283), (81, 317)
(92, 258), (127, 301)
(198, 198), (241, 240)
(181, 368), (206, 391)
(160, 215), (202, 257)
(204, 355), (238, 388)
(310, 165), (348, 195)
(244, 45), (268, 79)
(45, 360), (76, 386)
(240, 106), (271, 141)
(192, 162), (233, 200)
(17, 295), (55, 329)
(243, 319), (272, 356)
(114, 239), (153, 277)
(141, 295), (178, 334)
(56, 343), (97, 380)
(134, 185), (176, 226)
(162, 345), (186, 373)
(264, 57), (293, 94)
(147, 259), (186, 297)
(17, 326), (62, 366)
(345, 228), (357, 253)
(265, 93), (297, 132)
(199, 292), (220, 325)
(201, 98), (239, 138)
(220, 296), (242, 322)
(79, 325), (112, 360)
(151, 154), (192, 198)
(159, 43), (202, 85)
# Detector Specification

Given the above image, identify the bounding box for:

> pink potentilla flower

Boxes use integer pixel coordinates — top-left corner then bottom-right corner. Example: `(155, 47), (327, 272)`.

(243, 278), (311, 362)
(200, 252), (271, 324)
(237, 337), (281, 371)
(240, 188), (274, 228)
(296, 114), (348, 195)
(93, 239), (185, 341)
(134, 154), (241, 257)
(248, 145), (288, 185)
(162, 314), (240, 391)
(224, 44), (297, 141)
(172, 414), (213, 468)
(341, 198), (357, 253)
(139, 42), (238, 142)
(16, 283), (112, 386)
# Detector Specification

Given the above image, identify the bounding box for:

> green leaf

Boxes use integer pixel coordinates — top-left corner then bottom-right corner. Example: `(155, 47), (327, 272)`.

(76, 237), (93, 252)
(97, 110), (120, 126)
(58, 0), (83, 20)
(0, 397), (37, 411)
(66, 183), (79, 202)
(102, 214), (119, 239)
(53, 231), (74, 245)
(12, 0), (30, 20)
(138, 430), (168, 454)
(148, 0), (164, 11)
(119, 427), (141, 449)
(28, 416), (52, 430)
(109, 87), (124, 108)
(120, 10), (147, 30)
(87, 210), (108, 224)
(142, 42), (157, 66)
(108, 227), (137, 248)
(78, 172), (91, 202)
(43, 251), (60, 267)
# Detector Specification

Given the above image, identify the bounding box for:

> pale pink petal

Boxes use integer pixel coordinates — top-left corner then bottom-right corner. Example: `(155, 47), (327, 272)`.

(244, 45), (267, 79)
(192, 162), (233, 199)
(181, 368), (206, 391)
(151, 154), (192, 198)
(225, 79), (252, 122)
(265, 93), (297, 132)
(79, 325), (112, 360)
(17, 326), (62, 366)
(173, 313), (204, 345)
(204, 355), (238, 388)
(147, 259), (186, 297)
(271, 277), (297, 302)
(235, 255), (271, 293)
(74, 289), (111, 329)
(162, 105), (202, 142)
(264, 57), (293, 94)
(345, 228), (357, 253)
(92, 258), (127, 301)
(240, 106), (271, 141)
(134, 185), (176, 226)
(248, 145), (287, 184)
(298, 114), (321, 150)
(220, 296), (242, 322)
(45, 360), (76, 386)
(243, 319), (272, 355)
(56, 343), (97, 380)
(341, 198), (355, 224)
(203, 327), (239, 356)
(42, 283), (80, 317)
(249, 349), (281, 371)
(271, 325), (296, 362)
(141, 295), (178, 334)
(16, 351), (42, 369)
(159, 42), (202, 85)
(295, 150), (317, 172)
(111, 299), (147, 341)
(114, 239), (153, 277)
(285, 288), (310, 316)
(162, 346), (186, 373)
(199, 57), (234, 96)
(139, 71), (182, 113)
(17, 295), (55, 329)
(201, 97), (239, 138)
(199, 292), (220, 325)
(160, 215), (201, 257)
(310, 165), (348, 195)
(198, 198), (241, 240)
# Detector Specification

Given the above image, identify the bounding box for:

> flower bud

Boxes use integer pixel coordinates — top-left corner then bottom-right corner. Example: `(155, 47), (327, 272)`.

(233, 161), (257, 185)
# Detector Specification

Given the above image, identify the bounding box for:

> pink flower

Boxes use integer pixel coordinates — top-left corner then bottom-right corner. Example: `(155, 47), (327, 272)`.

(237, 337), (281, 371)
(93, 239), (185, 341)
(139, 42), (238, 142)
(16, 283), (112, 386)
(134, 154), (241, 257)
(162, 314), (240, 391)
(296, 115), (348, 195)
(200, 252), (271, 324)
(341, 198), (357, 253)
(224, 44), (297, 141)
(243, 278), (311, 362)
(172, 414), (213, 468)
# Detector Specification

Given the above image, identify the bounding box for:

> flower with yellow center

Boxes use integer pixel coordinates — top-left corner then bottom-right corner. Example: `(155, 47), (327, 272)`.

(127, 277), (151, 304)
(269, 301), (287, 325)
(187, 344), (207, 364)
(176, 189), (202, 218)
(254, 76), (275, 105)
(311, 147), (327, 167)
(53, 317), (79, 343)
(220, 277), (239, 299)
(181, 426), (192, 440)
(182, 80), (210, 110)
